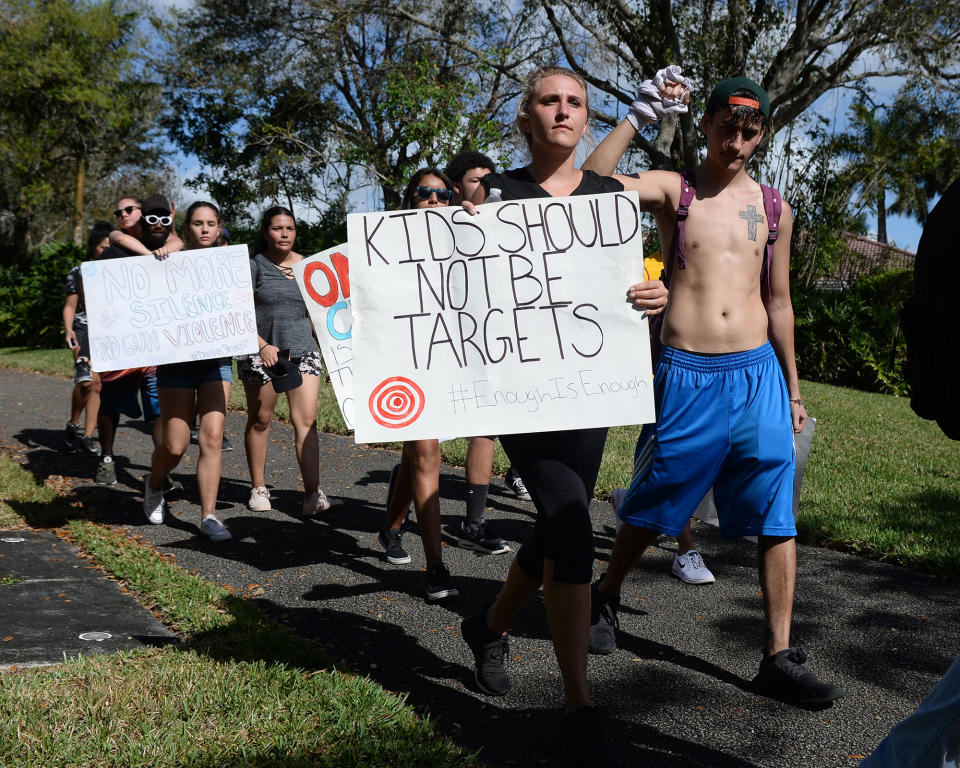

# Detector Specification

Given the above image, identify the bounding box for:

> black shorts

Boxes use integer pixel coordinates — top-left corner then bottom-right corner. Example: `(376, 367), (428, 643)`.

(73, 322), (90, 361)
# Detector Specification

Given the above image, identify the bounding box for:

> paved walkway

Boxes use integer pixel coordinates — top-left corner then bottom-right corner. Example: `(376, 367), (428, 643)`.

(0, 529), (175, 668)
(1, 367), (958, 767)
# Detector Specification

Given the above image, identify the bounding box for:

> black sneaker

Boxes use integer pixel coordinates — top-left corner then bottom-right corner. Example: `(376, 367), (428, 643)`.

(221, 434), (234, 452)
(461, 610), (511, 695)
(453, 519), (510, 555)
(753, 645), (846, 706)
(558, 706), (613, 767)
(80, 435), (101, 456)
(95, 456), (116, 486)
(62, 422), (81, 453)
(588, 578), (619, 655)
(505, 467), (532, 501)
(424, 563), (458, 602)
(378, 527), (411, 565)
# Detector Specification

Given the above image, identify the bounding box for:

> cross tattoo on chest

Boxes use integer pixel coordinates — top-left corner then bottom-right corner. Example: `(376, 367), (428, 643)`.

(739, 205), (764, 241)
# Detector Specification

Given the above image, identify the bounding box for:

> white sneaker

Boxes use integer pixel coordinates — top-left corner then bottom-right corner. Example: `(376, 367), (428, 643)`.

(200, 515), (232, 542)
(672, 549), (716, 584)
(143, 475), (165, 525)
(248, 486), (271, 512)
(302, 489), (335, 517)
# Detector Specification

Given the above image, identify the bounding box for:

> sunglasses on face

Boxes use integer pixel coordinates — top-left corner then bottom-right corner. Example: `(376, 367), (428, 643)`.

(144, 214), (173, 226)
(415, 186), (453, 202)
(113, 205), (140, 218)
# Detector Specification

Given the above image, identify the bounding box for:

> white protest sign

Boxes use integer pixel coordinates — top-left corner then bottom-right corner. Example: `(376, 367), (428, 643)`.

(293, 245), (354, 429)
(347, 190), (656, 443)
(82, 245), (258, 371)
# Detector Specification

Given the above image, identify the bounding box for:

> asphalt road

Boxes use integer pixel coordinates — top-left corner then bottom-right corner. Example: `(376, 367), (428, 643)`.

(1, 367), (957, 767)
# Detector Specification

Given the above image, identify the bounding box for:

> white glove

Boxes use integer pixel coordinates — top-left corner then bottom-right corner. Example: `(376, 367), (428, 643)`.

(627, 65), (692, 130)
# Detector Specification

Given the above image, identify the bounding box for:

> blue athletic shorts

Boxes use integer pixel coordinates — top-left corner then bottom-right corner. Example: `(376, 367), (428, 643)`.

(619, 343), (797, 539)
(99, 368), (161, 423)
(156, 358), (233, 389)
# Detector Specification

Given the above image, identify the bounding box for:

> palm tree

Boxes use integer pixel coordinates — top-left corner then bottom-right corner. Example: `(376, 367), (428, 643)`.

(833, 89), (960, 244)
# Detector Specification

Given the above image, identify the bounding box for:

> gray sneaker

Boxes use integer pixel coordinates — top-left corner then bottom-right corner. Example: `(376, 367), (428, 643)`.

(95, 456), (116, 486)
(200, 515), (232, 542)
(672, 549), (716, 584)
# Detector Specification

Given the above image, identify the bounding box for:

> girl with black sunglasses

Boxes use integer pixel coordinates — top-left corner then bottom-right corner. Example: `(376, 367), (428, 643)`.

(378, 167), (461, 603)
(107, 194), (184, 259)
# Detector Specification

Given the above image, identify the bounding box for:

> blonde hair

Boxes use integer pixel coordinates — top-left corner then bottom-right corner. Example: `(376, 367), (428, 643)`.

(516, 66), (591, 150)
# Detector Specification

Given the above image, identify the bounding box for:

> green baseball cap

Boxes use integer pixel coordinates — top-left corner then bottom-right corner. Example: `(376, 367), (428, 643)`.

(707, 77), (770, 117)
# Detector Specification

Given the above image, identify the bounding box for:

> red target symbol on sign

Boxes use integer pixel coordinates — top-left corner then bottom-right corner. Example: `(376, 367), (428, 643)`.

(368, 377), (426, 429)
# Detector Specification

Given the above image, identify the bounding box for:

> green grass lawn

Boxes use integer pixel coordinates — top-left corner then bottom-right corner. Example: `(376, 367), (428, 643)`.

(2, 346), (959, 577)
(0, 459), (478, 767)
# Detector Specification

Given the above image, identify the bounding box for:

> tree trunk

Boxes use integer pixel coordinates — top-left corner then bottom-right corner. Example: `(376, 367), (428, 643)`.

(73, 157), (85, 246)
(876, 187), (887, 244)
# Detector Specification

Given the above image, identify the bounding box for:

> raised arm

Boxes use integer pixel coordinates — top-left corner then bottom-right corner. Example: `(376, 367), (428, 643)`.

(763, 201), (806, 433)
(583, 65), (690, 177)
(109, 229), (151, 255)
(582, 119), (638, 177)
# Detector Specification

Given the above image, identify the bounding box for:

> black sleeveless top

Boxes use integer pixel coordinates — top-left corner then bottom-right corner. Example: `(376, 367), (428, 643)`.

(479, 167), (624, 201)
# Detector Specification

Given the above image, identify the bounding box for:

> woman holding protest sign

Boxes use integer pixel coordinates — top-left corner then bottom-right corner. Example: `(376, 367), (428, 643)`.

(238, 206), (335, 518)
(457, 66), (672, 760)
(143, 201), (234, 542)
(377, 167), (462, 603)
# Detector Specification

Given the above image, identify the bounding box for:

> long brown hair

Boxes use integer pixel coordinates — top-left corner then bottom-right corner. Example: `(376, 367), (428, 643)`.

(184, 201), (226, 249)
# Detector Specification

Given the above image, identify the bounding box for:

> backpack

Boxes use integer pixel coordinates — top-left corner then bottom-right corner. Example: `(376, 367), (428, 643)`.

(648, 169), (783, 365)
(901, 177), (960, 440)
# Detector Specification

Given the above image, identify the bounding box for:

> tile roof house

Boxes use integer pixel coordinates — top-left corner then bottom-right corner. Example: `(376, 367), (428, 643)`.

(812, 233), (915, 289)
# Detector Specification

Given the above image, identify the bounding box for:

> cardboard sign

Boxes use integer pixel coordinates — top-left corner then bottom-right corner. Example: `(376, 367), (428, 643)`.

(293, 245), (355, 429)
(82, 245), (258, 371)
(347, 191), (656, 443)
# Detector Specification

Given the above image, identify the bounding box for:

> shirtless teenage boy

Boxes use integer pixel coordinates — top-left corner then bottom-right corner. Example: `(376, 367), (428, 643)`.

(583, 77), (845, 706)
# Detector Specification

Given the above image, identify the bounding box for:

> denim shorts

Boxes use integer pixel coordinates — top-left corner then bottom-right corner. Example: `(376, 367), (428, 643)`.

(156, 358), (233, 389)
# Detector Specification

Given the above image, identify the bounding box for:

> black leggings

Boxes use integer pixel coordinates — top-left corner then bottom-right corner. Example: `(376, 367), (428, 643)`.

(500, 427), (608, 585)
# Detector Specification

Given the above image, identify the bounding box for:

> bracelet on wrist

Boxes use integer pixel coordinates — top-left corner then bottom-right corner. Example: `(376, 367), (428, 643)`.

(790, 397), (802, 405)
(259, 343), (270, 352)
